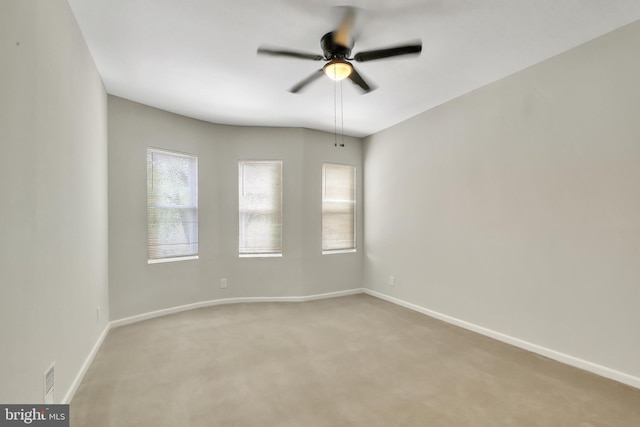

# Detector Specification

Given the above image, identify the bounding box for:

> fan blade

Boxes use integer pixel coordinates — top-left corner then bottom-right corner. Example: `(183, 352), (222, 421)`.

(348, 68), (375, 93)
(258, 46), (324, 61)
(334, 6), (356, 47)
(289, 69), (325, 93)
(354, 43), (422, 62)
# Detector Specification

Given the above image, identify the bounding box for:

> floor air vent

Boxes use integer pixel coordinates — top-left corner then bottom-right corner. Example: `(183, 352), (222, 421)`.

(44, 363), (55, 404)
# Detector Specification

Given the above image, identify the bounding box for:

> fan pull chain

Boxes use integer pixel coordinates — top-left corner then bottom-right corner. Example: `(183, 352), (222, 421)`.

(332, 70), (345, 148)
(334, 69), (338, 147)
(340, 80), (345, 147)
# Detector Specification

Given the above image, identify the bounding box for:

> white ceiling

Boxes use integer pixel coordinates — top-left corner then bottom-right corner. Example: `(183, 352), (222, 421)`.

(68, 0), (640, 137)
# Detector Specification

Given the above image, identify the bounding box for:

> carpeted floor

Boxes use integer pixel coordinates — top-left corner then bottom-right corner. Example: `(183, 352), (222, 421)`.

(70, 294), (640, 426)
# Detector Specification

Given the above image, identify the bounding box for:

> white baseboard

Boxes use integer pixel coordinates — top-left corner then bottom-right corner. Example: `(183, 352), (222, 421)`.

(62, 323), (111, 404)
(110, 288), (364, 328)
(65, 287), (638, 405)
(363, 289), (640, 390)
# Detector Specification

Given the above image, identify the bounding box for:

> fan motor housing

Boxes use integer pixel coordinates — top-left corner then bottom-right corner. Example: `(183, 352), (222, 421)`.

(321, 32), (352, 60)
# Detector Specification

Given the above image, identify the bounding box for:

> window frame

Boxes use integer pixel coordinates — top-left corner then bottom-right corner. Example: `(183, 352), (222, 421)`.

(321, 162), (357, 255)
(146, 147), (199, 264)
(238, 160), (284, 258)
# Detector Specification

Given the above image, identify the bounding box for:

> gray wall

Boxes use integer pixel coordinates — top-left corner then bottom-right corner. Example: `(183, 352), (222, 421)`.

(364, 21), (640, 379)
(0, 0), (109, 403)
(108, 96), (363, 320)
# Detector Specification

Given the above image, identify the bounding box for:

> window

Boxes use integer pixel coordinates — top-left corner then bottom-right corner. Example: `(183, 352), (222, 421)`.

(147, 148), (198, 263)
(322, 163), (356, 253)
(239, 161), (283, 257)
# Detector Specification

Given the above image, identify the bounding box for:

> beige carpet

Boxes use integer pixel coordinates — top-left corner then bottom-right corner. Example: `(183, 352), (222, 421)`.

(71, 294), (640, 426)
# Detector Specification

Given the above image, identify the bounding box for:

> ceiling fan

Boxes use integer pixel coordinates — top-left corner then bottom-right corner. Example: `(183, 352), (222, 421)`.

(257, 7), (422, 94)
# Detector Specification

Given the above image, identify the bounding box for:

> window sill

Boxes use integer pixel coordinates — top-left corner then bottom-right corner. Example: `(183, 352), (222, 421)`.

(148, 255), (199, 264)
(322, 249), (357, 255)
(239, 253), (283, 258)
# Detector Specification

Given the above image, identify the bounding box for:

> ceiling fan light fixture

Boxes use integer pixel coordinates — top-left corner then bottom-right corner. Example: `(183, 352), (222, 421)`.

(323, 60), (353, 81)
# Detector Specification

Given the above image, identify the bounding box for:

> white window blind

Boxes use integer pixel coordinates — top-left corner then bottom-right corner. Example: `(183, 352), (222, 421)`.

(147, 148), (198, 262)
(239, 161), (283, 257)
(322, 163), (356, 253)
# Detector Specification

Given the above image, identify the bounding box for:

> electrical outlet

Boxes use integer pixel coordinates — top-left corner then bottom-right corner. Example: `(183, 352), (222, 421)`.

(389, 276), (395, 287)
(220, 278), (228, 289)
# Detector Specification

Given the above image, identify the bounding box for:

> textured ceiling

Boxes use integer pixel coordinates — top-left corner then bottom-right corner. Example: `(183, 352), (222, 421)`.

(68, 0), (640, 137)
